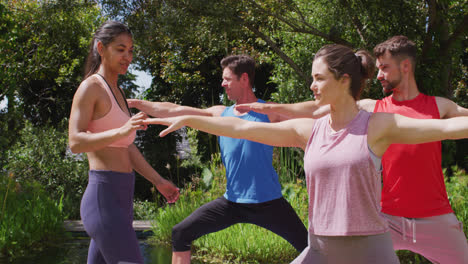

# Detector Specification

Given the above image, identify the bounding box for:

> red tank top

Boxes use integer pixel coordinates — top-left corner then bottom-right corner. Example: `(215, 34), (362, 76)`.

(374, 93), (453, 217)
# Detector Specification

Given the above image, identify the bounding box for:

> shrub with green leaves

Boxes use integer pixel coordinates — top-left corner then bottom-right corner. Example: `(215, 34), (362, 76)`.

(445, 166), (468, 235)
(0, 173), (64, 259)
(3, 120), (88, 219)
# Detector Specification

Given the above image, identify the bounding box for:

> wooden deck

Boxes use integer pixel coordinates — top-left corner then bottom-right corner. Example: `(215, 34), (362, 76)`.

(64, 220), (153, 232)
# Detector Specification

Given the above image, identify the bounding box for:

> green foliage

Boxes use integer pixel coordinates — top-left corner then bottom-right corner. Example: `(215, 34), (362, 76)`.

(201, 168), (214, 190)
(0, 0), (101, 123)
(0, 0), (102, 165)
(0, 172), (65, 259)
(274, 147), (305, 184)
(103, 0), (467, 101)
(3, 121), (88, 219)
(445, 166), (468, 235)
(133, 199), (160, 221)
(103, 0), (278, 106)
(180, 128), (205, 170)
(396, 250), (431, 264)
(176, 127), (218, 191)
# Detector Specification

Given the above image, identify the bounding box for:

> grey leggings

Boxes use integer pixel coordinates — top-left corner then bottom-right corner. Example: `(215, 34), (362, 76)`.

(291, 232), (400, 264)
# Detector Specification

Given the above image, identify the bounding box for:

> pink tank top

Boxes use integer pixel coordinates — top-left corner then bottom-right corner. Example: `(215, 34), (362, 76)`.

(87, 74), (136, 148)
(304, 110), (388, 236)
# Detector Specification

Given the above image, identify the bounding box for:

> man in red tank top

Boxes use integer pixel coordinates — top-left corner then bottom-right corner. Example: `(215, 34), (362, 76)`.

(358, 36), (468, 263)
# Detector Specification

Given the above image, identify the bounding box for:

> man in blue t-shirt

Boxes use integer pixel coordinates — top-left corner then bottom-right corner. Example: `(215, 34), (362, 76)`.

(129, 55), (307, 264)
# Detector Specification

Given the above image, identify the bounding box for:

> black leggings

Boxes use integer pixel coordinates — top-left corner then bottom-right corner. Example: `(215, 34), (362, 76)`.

(172, 196), (308, 252)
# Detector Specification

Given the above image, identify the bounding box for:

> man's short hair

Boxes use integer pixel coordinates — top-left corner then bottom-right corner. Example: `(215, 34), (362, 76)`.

(374, 35), (417, 69)
(220, 55), (255, 86)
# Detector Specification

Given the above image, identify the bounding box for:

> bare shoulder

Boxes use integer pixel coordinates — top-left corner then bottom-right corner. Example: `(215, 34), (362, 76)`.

(435, 96), (468, 118)
(357, 98), (377, 112)
(369, 112), (395, 128)
(435, 96), (456, 118)
(367, 112), (396, 155)
(287, 118), (315, 131)
(69, 76), (104, 126)
(282, 118), (315, 147)
(74, 75), (105, 101)
(368, 112), (395, 137)
(435, 96), (454, 108)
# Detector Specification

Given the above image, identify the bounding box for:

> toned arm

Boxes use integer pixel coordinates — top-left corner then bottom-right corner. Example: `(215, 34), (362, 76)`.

(368, 112), (468, 157)
(143, 115), (314, 150)
(236, 100), (330, 120)
(127, 99), (226, 117)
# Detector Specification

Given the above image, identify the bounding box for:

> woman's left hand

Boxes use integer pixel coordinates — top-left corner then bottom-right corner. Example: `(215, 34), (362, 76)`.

(143, 116), (186, 137)
(155, 178), (180, 203)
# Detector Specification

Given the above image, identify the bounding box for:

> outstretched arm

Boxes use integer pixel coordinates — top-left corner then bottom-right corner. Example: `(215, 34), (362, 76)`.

(235, 100), (330, 119)
(143, 115), (314, 150)
(357, 99), (377, 112)
(235, 98), (376, 120)
(128, 144), (180, 203)
(368, 113), (468, 156)
(127, 99), (225, 117)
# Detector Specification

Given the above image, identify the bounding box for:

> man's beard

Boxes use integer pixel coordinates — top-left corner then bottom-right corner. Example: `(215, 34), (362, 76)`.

(382, 85), (393, 95)
(381, 78), (401, 95)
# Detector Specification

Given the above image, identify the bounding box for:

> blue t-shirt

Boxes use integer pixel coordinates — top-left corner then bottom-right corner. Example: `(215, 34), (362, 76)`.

(219, 99), (283, 203)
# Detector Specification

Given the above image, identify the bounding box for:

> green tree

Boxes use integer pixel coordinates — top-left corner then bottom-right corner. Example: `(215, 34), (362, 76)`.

(0, 0), (101, 163)
(101, 0), (467, 100)
(4, 120), (88, 219)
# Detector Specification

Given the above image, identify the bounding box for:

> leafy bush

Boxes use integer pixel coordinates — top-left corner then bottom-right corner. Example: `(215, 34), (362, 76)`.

(3, 120), (88, 219)
(445, 166), (468, 235)
(0, 172), (65, 259)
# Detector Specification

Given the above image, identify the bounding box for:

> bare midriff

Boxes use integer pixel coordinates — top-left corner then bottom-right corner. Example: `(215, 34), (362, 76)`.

(86, 147), (133, 173)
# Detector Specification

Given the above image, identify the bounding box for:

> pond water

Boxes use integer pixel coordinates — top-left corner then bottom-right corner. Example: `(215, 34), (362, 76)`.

(0, 233), (203, 264)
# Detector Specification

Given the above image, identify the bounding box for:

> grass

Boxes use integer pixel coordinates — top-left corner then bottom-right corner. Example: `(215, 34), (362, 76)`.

(0, 172), (65, 259)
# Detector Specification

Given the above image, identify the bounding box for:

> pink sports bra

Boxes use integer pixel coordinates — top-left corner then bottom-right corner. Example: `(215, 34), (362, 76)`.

(87, 74), (136, 148)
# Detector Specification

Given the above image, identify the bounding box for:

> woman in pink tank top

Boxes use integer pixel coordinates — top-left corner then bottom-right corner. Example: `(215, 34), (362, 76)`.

(68, 21), (179, 264)
(141, 44), (468, 263)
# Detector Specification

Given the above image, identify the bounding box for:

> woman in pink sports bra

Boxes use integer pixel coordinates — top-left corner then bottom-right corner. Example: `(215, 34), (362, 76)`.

(141, 44), (468, 264)
(68, 21), (179, 264)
